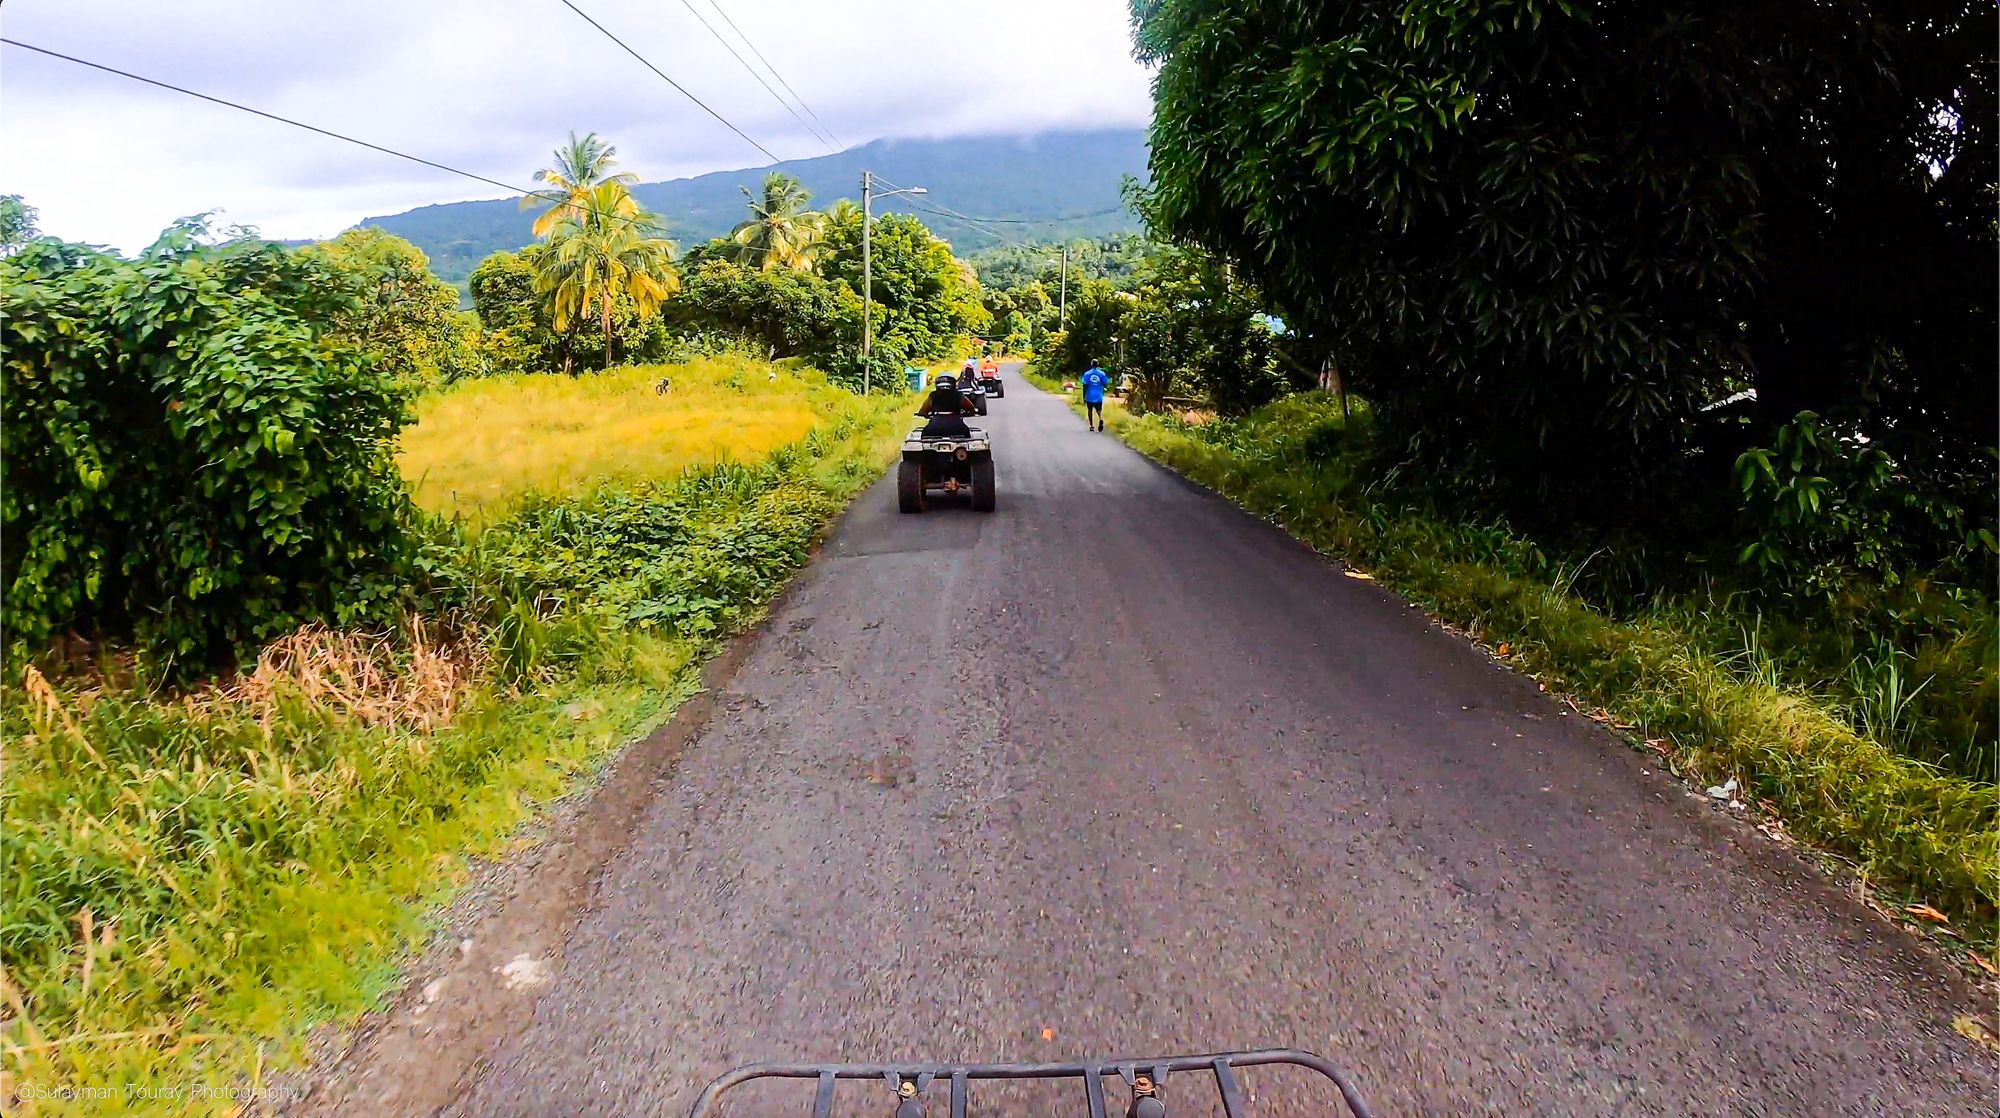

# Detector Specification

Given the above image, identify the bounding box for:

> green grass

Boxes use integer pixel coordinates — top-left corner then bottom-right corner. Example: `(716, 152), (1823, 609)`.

(1054, 382), (1996, 944)
(2, 376), (909, 1113)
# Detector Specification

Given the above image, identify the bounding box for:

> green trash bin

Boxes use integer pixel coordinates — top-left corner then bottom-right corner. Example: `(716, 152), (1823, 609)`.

(905, 366), (925, 392)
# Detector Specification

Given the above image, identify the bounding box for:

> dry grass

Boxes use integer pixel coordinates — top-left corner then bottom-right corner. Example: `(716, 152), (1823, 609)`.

(217, 619), (483, 734)
(399, 357), (852, 524)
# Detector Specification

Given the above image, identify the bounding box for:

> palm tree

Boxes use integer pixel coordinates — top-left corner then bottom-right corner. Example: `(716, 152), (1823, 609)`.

(826, 198), (862, 226)
(523, 131), (638, 239)
(536, 181), (679, 369)
(730, 172), (827, 272)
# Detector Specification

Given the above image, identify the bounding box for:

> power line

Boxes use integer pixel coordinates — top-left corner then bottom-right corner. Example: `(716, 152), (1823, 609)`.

(704, 0), (845, 151)
(910, 204), (1025, 246)
(870, 178), (1122, 241)
(865, 174), (1032, 247)
(557, 0), (782, 164)
(2, 38), (531, 199)
(945, 205), (1126, 225)
(916, 195), (1136, 228)
(0, 37), (669, 239)
(673, 0), (837, 153)
(878, 195), (1029, 249)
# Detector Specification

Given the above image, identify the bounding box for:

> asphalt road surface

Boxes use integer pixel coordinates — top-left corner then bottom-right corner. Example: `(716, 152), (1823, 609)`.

(446, 365), (1989, 1117)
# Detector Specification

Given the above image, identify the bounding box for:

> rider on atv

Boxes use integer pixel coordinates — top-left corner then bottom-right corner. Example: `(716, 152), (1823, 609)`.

(917, 374), (977, 439)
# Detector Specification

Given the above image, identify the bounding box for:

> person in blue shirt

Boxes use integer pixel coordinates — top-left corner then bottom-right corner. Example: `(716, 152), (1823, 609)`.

(1079, 361), (1110, 431)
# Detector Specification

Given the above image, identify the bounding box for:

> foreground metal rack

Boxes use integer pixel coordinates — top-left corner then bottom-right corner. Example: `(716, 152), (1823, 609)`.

(687, 1048), (1373, 1118)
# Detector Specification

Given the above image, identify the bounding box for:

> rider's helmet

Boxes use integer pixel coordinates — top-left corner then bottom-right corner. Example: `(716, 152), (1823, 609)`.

(936, 374), (957, 391)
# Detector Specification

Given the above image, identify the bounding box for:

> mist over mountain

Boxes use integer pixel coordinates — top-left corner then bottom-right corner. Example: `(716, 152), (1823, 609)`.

(358, 129), (1149, 286)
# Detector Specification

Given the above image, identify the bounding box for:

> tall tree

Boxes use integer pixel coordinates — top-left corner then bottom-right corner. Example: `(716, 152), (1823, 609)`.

(523, 131), (638, 239)
(304, 228), (477, 386)
(825, 198), (862, 227)
(1133, 0), (1996, 540)
(536, 181), (679, 370)
(730, 172), (827, 272)
(819, 209), (990, 362)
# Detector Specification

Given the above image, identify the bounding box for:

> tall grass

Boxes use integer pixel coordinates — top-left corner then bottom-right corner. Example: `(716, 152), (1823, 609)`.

(399, 357), (852, 524)
(1070, 386), (1997, 938)
(2, 375), (909, 1114)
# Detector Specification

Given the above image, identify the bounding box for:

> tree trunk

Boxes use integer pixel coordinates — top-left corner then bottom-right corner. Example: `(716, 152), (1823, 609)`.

(602, 297), (614, 370)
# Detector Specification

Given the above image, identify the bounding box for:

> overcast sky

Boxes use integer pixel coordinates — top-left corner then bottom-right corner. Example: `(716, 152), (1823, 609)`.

(1, 0), (1154, 253)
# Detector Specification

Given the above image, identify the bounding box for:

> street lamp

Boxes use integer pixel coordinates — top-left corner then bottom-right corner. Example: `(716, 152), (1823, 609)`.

(860, 170), (926, 394)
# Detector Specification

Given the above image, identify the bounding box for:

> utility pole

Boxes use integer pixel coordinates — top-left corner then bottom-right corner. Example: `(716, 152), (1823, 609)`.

(861, 169), (872, 394)
(859, 170), (926, 394)
(1059, 242), (1068, 333)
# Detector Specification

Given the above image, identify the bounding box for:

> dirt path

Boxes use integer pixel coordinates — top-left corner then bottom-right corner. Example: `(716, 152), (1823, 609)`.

(322, 364), (1992, 1117)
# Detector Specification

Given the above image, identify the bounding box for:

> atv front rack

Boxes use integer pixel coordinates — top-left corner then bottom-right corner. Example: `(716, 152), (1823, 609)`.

(686, 1048), (1373, 1118)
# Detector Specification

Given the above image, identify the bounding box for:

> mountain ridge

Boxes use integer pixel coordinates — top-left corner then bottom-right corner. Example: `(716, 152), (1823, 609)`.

(357, 128), (1149, 286)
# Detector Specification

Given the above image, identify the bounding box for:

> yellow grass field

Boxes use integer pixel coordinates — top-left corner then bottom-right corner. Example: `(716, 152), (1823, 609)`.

(399, 357), (852, 522)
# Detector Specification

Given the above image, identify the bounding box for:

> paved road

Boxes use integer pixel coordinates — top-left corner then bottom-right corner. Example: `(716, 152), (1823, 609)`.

(447, 365), (1989, 1117)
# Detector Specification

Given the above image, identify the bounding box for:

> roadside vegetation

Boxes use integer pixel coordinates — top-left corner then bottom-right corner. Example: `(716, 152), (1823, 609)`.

(1, 362), (907, 1112)
(1010, 0), (1996, 949)
(1038, 388), (1995, 943)
(1, 129), (979, 1110)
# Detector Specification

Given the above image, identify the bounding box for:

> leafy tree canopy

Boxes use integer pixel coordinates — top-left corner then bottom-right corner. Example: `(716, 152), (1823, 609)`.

(669, 259), (861, 366)
(1134, 0), (1996, 561)
(469, 244), (675, 376)
(820, 209), (990, 364)
(303, 228), (480, 388)
(1044, 244), (1285, 415)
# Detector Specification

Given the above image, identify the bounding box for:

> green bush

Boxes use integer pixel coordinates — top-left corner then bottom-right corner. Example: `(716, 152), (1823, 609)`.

(665, 259), (865, 384)
(1, 223), (415, 677)
(304, 228), (481, 388)
(1733, 410), (1998, 596)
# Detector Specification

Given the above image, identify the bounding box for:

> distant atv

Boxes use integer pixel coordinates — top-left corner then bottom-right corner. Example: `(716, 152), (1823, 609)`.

(959, 377), (989, 415)
(978, 361), (1005, 398)
(898, 425), (995, 513)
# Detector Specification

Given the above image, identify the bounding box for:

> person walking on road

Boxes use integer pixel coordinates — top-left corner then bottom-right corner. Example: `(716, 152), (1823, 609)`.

(1080, 361), (1110, 432)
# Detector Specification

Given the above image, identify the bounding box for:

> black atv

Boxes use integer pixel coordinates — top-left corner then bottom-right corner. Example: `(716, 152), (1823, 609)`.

(897, 424), (995, 513)
(687, 1048), (1375, 1118)
(958, 376), (989, 415)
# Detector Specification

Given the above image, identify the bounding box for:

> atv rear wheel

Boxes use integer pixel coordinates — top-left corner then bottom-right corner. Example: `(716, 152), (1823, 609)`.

(897, 459), (926, 513)
(970, 457), (996, 512)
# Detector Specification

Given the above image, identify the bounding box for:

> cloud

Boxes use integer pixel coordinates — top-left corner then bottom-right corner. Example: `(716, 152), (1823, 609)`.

(1, 0), (1153, 252)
